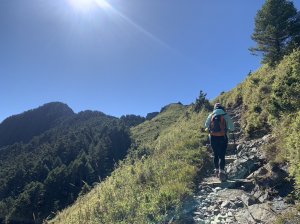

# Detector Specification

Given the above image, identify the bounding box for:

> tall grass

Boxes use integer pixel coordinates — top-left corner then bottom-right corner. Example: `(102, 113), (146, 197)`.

(216, 50), (300, 191)
(47, 105), (210, 224)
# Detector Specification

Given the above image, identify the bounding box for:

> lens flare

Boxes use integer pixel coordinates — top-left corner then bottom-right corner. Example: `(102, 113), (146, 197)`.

(68, 0), (111, 12)
(68, 0), (94, 11)
(94, 0), (111, 9)
(67, 0), (177, 54)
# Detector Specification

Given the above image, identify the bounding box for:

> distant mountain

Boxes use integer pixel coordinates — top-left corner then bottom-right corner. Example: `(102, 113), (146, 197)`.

(0, 104), (131, 224)
(0, 102), (74, 147)
(120, 114), (146, 127)
(146, 112), (159, 120)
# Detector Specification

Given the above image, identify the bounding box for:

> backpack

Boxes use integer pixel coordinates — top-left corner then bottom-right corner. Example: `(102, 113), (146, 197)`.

(209, 114), (227, 136)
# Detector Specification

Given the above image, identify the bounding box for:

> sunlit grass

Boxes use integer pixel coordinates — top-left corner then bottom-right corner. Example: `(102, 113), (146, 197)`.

(47, 105), (210, 223)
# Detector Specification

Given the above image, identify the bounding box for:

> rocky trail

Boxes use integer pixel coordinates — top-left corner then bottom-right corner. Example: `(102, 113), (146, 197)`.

(176, 107), (298, 224)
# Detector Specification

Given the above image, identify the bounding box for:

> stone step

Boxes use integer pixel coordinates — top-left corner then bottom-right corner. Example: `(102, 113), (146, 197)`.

(231, 132), (243, 139)
(227, 143), (237, 151)
(209, 155), (236, 164)
(225, 156), (236, 163)
(201, 177), (252, 189)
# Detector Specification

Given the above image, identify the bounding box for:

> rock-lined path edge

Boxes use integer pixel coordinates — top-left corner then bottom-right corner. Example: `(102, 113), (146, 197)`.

(174, 106), (298, 224)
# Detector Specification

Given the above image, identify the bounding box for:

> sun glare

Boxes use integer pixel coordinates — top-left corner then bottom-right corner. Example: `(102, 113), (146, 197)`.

(68, 0), (111, 12)
(69, 0), (94, 11)
(94, 0), (111, 9)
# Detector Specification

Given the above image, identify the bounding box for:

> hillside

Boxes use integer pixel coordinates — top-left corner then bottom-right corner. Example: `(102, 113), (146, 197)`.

(0, 105), (131, 224)
(49, 49), (300, 223)
(215, 49), (300, 188)
(0, 102), (74, 147)
(48, 103), (210, 223)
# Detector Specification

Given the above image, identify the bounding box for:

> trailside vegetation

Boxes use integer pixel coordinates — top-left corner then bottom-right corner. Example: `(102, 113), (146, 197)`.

(215, 49), (300, 190)
(48, 104), (210, 224)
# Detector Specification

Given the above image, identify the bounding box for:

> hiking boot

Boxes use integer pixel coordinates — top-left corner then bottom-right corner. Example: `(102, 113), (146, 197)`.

(219, 170), (227, 182)
(214, 169), (219, 178)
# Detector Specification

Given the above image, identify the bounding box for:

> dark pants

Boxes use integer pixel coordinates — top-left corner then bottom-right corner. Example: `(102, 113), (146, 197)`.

(210, 135), (228, 170)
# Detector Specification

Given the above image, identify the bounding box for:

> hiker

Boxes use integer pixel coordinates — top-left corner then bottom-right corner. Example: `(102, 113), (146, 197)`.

(205, 103), (234, 181)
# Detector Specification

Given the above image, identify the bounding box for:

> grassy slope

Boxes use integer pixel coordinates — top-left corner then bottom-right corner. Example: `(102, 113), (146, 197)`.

(215, 50), (300, 222)
(48, 104), (210, 224)
(215, 49), (300, 188)
(48, 50), (300, 223)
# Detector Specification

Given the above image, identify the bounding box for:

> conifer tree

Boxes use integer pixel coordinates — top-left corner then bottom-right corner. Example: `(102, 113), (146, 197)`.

(194, 90), (212, 112)
(250, 0), (300, 66)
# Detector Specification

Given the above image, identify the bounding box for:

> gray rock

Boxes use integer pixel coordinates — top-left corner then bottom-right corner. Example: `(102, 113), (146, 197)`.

(240, 194), (256, 206)
(211, 221), (221, 224)
(233, 200), (244, 208)
(249, 203), (275, 222)
(272, 200), (290, 212)
(214, 209), (220, 215)
(253, 189), (264, 199)
(197, 195), (205, 200)
(220, 200), (231, 208)
(209, 205), (216, 210)
(204, 199), (211, 204)
(214, 187), (222, 192)
(262, 134), (272, 142)
(193, 217), (203, 222)
(209, 192), (217, 197)
(258, 192), (269, 203)
(225, 217), (234, 223)
(227, 211), (233, 217)
(217, 200), (223, 205)
(251, 147), (257, 152)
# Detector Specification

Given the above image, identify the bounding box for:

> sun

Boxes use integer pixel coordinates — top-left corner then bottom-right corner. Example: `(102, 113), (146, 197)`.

(94, 0), (111, 9)
(68, 0), (111, 12)
(68, 0), (94, 11)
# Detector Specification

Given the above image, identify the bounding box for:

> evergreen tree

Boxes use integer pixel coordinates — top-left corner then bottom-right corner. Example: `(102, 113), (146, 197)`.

(194, 90), (212, 112)
(250, 0), (300, 66)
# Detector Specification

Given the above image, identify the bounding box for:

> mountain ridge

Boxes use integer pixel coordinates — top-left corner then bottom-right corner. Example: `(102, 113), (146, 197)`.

(0, 102), (74, 147)
(0, 103), (132, 224)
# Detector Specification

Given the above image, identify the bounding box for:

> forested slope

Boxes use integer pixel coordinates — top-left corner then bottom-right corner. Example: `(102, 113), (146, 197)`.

(0, 102), (74, 147)
(0, 105), (131, 224)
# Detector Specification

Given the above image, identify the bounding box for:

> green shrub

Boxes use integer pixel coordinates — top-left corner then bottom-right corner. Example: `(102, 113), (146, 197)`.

(282, 112), (300, 188)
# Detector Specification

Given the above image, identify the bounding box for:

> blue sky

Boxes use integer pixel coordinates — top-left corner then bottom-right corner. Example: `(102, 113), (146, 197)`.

(1, 0), (299, 121)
